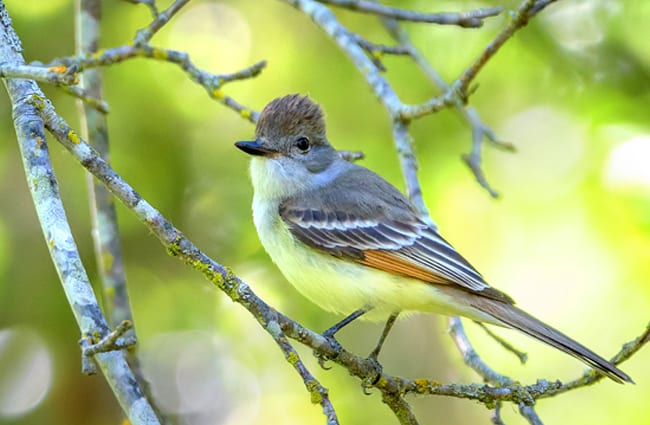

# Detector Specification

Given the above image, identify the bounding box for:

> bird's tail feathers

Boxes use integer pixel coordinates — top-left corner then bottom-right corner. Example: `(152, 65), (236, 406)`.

(473, 299), (632, 384)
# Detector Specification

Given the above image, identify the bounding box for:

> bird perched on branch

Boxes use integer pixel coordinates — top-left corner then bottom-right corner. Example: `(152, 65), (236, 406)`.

(236, 94), (632, 383)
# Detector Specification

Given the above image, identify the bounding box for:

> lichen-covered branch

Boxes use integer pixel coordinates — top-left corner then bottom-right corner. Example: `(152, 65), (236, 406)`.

(265, 319), (339, 424)
(0, 62), (78, 84)
(0, 6), (159, 423)
(75, 0), (166, 420)
(315, 0), (503, 28)
(77, 0), (136, 357)
(50, 43), (263, 122)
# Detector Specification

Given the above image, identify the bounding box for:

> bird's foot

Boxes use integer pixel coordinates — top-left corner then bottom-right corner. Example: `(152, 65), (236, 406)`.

(314, 331), (343, 370)
(361, 353), (383, 394)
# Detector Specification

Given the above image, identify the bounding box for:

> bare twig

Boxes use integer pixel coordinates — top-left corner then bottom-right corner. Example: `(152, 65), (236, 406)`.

(538, 322), (650, 398)
(519, 405), (544, 425)
(0, 62), (78, 85)
(475, 322), (528, 364)
(338, 149), (365, 162)
(454, 0), (559, 99)
(51, 44), (262, 122)
(448, 317), (515, 386)
(316, 0), (503, 28)
(265, 319), (339, 424)
(123, 0), (159, 18)
(134, 0), (191, 45)
(60, 84), (110, 112)
(350, 33), (408, 72)
(77, 0), (136, 353)
(381, 17), (515, 198)
(80, 320), (137, 372)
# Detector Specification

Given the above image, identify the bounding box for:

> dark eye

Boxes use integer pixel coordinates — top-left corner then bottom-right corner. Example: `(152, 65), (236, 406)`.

(295, 136), (310, 152)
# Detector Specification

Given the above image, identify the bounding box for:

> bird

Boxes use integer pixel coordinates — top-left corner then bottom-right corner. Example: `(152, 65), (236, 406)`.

(235, 93), (632, 383)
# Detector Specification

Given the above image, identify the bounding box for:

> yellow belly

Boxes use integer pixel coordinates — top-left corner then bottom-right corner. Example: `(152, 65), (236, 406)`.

(252, 195), (496, 323)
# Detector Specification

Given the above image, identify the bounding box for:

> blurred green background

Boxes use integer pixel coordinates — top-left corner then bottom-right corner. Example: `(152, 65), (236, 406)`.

(1, 0), (649, 424)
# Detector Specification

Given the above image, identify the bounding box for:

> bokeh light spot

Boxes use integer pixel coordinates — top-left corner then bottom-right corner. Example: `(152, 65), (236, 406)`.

(0, 327), (53, 418)
(496, 106), (586, 201)
(4, 0), (70, 18)
(542, 0), (610, 51)
(142, 331), (260, 425)
(167, 3), (252, 72)
(604, 135), (650, 193)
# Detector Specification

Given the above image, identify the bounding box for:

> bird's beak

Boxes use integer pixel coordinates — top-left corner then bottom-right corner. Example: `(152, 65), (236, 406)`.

(235, 140), (278, 157)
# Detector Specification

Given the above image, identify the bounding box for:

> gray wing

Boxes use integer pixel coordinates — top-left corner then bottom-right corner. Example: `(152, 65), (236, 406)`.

(279, 165), (513, 303)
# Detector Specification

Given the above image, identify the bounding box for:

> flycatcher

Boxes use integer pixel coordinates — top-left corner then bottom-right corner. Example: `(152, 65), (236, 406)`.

(235, 94), (631, 383)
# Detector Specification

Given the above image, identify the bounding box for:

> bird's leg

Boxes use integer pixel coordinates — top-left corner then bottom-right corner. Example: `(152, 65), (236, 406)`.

(368, 312), (399, 360)
(323, 308), (368, 338)
(362, 312), (399, 393)
(316, 308), (368, 369)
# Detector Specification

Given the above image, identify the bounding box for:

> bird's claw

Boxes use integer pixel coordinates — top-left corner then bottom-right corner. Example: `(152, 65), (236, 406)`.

(361, 354), (383, 394)
(314, 333), (343, 370)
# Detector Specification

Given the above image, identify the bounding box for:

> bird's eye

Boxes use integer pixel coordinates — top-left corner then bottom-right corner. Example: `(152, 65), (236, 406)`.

(295, 136), (310, 152)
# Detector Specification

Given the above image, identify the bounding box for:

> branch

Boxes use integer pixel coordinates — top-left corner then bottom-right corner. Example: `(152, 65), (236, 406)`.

(475, 322), (528, 364)
(315, 0), (503, 28)
(133, 0), (191, 45)
(77, 0), (136, 354)
(51, 45), (263, 122)
(76, 0), (166, 419)
(454, 0), (559, 99)
(381, 17), (515, 198)
(448, 318), (514, 386)
(122, 0), (159, 18)
(0, 62), (78, 85)
(80, 320), (137, 374)
(61, 84), (110, 112)
(0, 66), (160, 425)
(265, 320), (339, 424)
(538, 322), (650, 398)
(1, 3), (161, 423)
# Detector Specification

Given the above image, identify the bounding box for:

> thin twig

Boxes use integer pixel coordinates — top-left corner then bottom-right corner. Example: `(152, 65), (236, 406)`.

(351, 33), (408, 72)
(77, 0), (136, 353)
(475, 322), (528, 364)
(491, 402), (505, 425)
(381, 17), (515, 198)
(338, 149), (364, 162)
(316, 0), (503, 28)
(60, 85), (109, 112)
(448, 317), (515, 386)
(538, 322), (650, 398)
(134, 0), (191, 45)
(51, 44), (262, 122)
(76, 0), (168, 419)
(123, 0), (159, 18)
(80, 320), (137, 365)
(265, 319), (339, 424)
(454, 0), (558, 99)
(519, 404), (544, 425)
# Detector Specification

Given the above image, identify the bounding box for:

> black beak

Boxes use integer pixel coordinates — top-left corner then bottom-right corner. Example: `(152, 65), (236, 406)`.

(235, 140), (278, 157)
